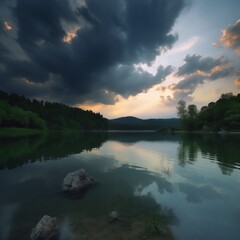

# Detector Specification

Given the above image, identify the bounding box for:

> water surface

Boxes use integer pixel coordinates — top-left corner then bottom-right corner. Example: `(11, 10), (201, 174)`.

(0, 132), (240, 240)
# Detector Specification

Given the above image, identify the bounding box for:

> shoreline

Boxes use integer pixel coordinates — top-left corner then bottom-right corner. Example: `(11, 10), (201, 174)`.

(171, 130), (240, 134)
(0, 127), (44, 137)
(1, 127), (240, 138)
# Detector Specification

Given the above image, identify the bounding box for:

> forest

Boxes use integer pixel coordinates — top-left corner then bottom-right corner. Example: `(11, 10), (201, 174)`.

(0, 90), (108, 131)
(177, 93), (240, 132)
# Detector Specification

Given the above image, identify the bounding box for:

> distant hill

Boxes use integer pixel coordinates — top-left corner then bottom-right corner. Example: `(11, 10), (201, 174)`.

(108, 116), (180, 130)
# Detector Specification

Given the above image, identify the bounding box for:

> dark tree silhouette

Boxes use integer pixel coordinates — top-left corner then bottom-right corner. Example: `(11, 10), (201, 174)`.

(0, 90), (108, 131)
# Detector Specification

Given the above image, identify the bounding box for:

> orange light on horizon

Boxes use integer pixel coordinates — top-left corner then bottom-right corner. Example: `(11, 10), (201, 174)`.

(234, 79), (240, 86)
(76, 103), (104, 112)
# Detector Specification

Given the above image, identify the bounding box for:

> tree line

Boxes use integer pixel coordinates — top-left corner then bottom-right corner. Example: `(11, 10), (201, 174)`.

(177, 93), (240, 132)
(0, 90), (108, 131)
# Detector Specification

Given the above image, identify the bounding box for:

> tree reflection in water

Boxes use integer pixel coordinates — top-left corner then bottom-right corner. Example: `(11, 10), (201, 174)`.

(0, 132), (108, 170)
(177, 133), (240, 175)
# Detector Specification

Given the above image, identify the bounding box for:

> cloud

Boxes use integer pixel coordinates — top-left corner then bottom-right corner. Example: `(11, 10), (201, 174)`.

(164, 54), (237, 103)
(234, 68), (240, 87)
(0, 0), (186, 105)
(167, 36), (199, 56)
(173, 74), (205, 90)
(100, 64), (173, 97)
(3, 21), (12, 31)
(132, 36), (199, 76)
(235, 79), (240, 87)
(214, 19), (240, 56)
(62, 23), (81, 44)
(178, 183), (221, 204)
(176, 54), (228, 76)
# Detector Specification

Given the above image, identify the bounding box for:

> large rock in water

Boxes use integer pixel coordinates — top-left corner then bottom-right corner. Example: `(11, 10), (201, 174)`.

(30, 215), (59, 240)
(62, 169), (95, 193)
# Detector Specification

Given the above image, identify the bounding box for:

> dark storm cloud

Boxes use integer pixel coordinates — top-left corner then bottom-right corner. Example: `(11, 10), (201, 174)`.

(0, 0), (186, 104)
(100, 64), (173, 97)
(14, 0), (76, 43)
(172, 65), (234, 91)
(173, 54), (233, 92)
(173, 74), (205, 90)
(5, 59), (49, 83)
(176, 54), (227, 76)
(0, 42), (8, 61)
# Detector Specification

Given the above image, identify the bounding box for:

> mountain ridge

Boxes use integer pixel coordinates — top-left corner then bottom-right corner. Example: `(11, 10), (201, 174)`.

(108, 116), (180, 130)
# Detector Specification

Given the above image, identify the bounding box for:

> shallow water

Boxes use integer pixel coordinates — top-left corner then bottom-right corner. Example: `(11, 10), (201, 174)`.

(0, 132), (240, 240)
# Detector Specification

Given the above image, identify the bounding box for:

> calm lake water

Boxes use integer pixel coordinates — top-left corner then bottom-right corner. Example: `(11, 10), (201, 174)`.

(0, 132), (240, 240)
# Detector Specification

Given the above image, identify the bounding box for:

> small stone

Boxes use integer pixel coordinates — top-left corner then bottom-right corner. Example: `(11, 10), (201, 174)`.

(109, 211), (119, 221)
(30, 215), (59, 240)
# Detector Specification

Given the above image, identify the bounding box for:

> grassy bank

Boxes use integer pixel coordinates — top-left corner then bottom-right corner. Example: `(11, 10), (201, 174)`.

(0, 127), (45, 137)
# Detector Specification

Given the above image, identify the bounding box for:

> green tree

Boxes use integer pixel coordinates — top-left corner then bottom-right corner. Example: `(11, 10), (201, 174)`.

(28, 111), (46, 130)
(12, 107), (29, 127)
(177, 100), (187, 119)
(187, 104), (198, 119)
(0, 101), (8, 125)
(220, 92), (233, 100)
(186, 104), (198, 131)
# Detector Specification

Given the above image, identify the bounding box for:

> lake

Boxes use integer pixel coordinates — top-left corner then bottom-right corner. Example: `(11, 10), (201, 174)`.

(0, 132), (240, 240)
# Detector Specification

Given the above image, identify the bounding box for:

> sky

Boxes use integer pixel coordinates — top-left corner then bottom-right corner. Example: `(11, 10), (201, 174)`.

(0, 0), (239, 119)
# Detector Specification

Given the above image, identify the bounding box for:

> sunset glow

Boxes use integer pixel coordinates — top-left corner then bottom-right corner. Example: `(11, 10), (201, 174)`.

(214, 19), (240, 56)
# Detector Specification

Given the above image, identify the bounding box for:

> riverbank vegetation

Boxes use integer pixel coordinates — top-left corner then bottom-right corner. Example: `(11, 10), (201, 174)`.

(0, 90), (108, 132)
(177, 93), (240, 132)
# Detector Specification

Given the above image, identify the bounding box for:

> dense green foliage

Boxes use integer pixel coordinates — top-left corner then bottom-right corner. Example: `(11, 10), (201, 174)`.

(177, 93), (240, 131)
(0, 100), (46, 130)
(0, 90), (108, 131)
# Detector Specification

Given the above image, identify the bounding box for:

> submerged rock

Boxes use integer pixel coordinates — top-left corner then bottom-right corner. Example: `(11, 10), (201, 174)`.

(30, 215), (59, 240)
(62, 169), (96, 193)
(108, 211), (119, 223)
